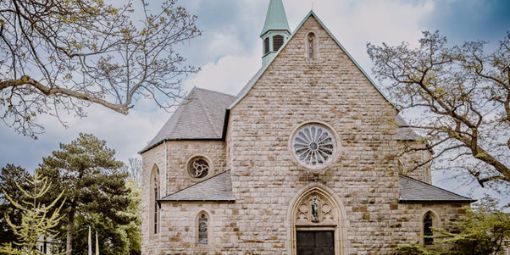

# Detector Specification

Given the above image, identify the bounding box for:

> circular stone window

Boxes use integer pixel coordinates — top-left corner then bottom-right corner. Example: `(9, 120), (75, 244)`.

(187, 156), (210, 179)
(291, 123), (337, 170)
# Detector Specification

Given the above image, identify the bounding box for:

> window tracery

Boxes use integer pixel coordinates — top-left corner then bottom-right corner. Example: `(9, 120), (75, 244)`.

(150, 166), (160, 234)
(291, 123), (336, 169)
(188, 156), (210, 179)
(198, 213), (208, 244)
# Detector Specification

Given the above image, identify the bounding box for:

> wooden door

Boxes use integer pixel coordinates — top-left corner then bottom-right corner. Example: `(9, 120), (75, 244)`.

(296, 230), (334, 255)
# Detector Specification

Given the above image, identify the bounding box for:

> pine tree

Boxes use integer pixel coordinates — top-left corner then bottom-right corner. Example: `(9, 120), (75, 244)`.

(37, 133), (133, 255)
(0, 173), (65, 255)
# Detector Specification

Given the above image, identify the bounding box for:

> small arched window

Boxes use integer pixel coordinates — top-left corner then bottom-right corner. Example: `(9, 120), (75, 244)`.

(423, 211), (434, 245)
(264, 37), (270, 54)
(273, 35), (284, 52)
(198, 212), (208, 244)
(150, 166), (160, 235)
(307, 32), (316, 60)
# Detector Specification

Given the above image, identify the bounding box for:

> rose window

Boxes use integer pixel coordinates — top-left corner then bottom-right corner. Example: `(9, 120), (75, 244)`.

(291, 123), (336, 169)
(188, 157), (210, 179)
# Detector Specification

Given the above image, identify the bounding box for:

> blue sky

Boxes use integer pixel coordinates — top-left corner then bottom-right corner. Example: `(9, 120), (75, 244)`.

(1, 0), (509, 204)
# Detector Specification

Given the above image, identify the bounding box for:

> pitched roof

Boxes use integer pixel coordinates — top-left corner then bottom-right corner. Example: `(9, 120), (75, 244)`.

(141, 88), (236, 153)
(260, 0), (290, 36)
(399, 175), (475, 203)
(160, 171), (235, 202)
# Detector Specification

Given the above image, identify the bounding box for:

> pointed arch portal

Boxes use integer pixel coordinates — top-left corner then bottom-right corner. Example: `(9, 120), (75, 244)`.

(288, 185), (348, 255)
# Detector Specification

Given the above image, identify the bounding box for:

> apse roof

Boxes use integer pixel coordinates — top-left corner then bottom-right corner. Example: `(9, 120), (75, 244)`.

(140, 88), (236, 153)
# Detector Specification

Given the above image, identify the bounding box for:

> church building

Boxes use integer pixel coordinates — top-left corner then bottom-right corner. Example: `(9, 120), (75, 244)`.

(140, 1), (474, 254)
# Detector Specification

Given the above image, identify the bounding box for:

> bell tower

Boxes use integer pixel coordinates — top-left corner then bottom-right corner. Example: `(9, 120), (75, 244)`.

(261, 0), (291, 66)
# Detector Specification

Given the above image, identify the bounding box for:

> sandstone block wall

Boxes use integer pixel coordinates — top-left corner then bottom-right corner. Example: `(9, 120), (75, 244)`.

(393, 203), (468, 246)
(141, 143), (166, 255)
(396, 140), (432, 184)
(164, 141), (227, 196)
(227, 16), (400, 254)
(141, 141), (228, 254)
(140, 15), (468, 255)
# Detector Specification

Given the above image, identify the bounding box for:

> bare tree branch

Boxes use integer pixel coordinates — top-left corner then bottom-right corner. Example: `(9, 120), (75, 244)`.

(0, 0), (201, 137)
(368, 31), (510, 188)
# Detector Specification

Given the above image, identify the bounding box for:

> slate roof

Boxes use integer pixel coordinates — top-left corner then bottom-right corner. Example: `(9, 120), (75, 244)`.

(141, 88), (236, 153)
(159, 172), (473, 203)
(399, 175), (475, 203)
(160, 171), (235, 202)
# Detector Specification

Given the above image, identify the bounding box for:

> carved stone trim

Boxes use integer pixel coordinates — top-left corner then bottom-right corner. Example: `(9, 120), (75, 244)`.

(295, 191), (337, 226)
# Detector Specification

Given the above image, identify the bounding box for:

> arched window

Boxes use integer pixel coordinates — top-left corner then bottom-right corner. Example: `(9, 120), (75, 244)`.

(423, 211), (435, 245)
(150, 166), (160, 235)
(273, 35), (284, 52)
(307, 32), (316, 60)
(264, 37), (270, 54)
(197, 212), (208, 244)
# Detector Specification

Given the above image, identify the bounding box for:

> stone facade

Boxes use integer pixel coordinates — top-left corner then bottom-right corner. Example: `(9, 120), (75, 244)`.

(140, 11), (472, 255)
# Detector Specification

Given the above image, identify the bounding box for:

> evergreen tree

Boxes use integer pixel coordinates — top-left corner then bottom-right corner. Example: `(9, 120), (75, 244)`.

(0, 173), (65, 255)
(0, 164), (30, 246)
(37, 133), (133, 255)
(71, 180), (141, 255)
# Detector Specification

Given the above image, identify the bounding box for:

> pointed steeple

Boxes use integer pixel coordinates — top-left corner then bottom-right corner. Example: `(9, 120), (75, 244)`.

(260, 0), (290, 37)
(260, 0), (291, 66)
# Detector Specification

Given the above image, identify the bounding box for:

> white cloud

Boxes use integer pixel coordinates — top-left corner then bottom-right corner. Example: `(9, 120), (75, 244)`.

(183, 0), (436, 96)
(286, 0), (435, 69)
(1, 99), (169, 170)
(206, 32), (246, 59)
(184, 50), (261, 95)
(41, 102), (167, 162)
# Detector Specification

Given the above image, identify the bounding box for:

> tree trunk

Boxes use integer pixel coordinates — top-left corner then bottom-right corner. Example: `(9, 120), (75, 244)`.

(66, 220), (74, 255)
(66, 204), (76, 255)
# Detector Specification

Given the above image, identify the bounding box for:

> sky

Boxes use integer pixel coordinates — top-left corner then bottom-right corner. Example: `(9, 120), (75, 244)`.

(1, 0), (509, 205)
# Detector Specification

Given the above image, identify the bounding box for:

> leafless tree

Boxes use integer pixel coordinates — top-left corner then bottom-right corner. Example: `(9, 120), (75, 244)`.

(125, 157), (142, 187)
(368, 31), (510, 189)
(0, 0), (201, 138)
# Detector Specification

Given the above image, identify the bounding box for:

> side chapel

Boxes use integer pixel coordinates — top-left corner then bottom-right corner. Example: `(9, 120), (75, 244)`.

(140, 1), (474, 254)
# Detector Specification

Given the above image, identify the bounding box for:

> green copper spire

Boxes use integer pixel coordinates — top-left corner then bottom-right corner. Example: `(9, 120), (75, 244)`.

(260, 0), (291, 65)
(260, 0), (290, 37)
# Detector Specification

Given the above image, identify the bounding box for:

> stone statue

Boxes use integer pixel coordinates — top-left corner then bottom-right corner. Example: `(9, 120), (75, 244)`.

(311, 195), (319, 223)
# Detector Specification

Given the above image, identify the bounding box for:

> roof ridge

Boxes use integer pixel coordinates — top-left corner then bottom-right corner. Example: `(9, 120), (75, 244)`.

(161, 170), (231, 200)
(400, 175), (474, 201)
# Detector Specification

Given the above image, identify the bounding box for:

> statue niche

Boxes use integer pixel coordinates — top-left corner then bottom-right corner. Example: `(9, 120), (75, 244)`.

(295, 190), (337, 226)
